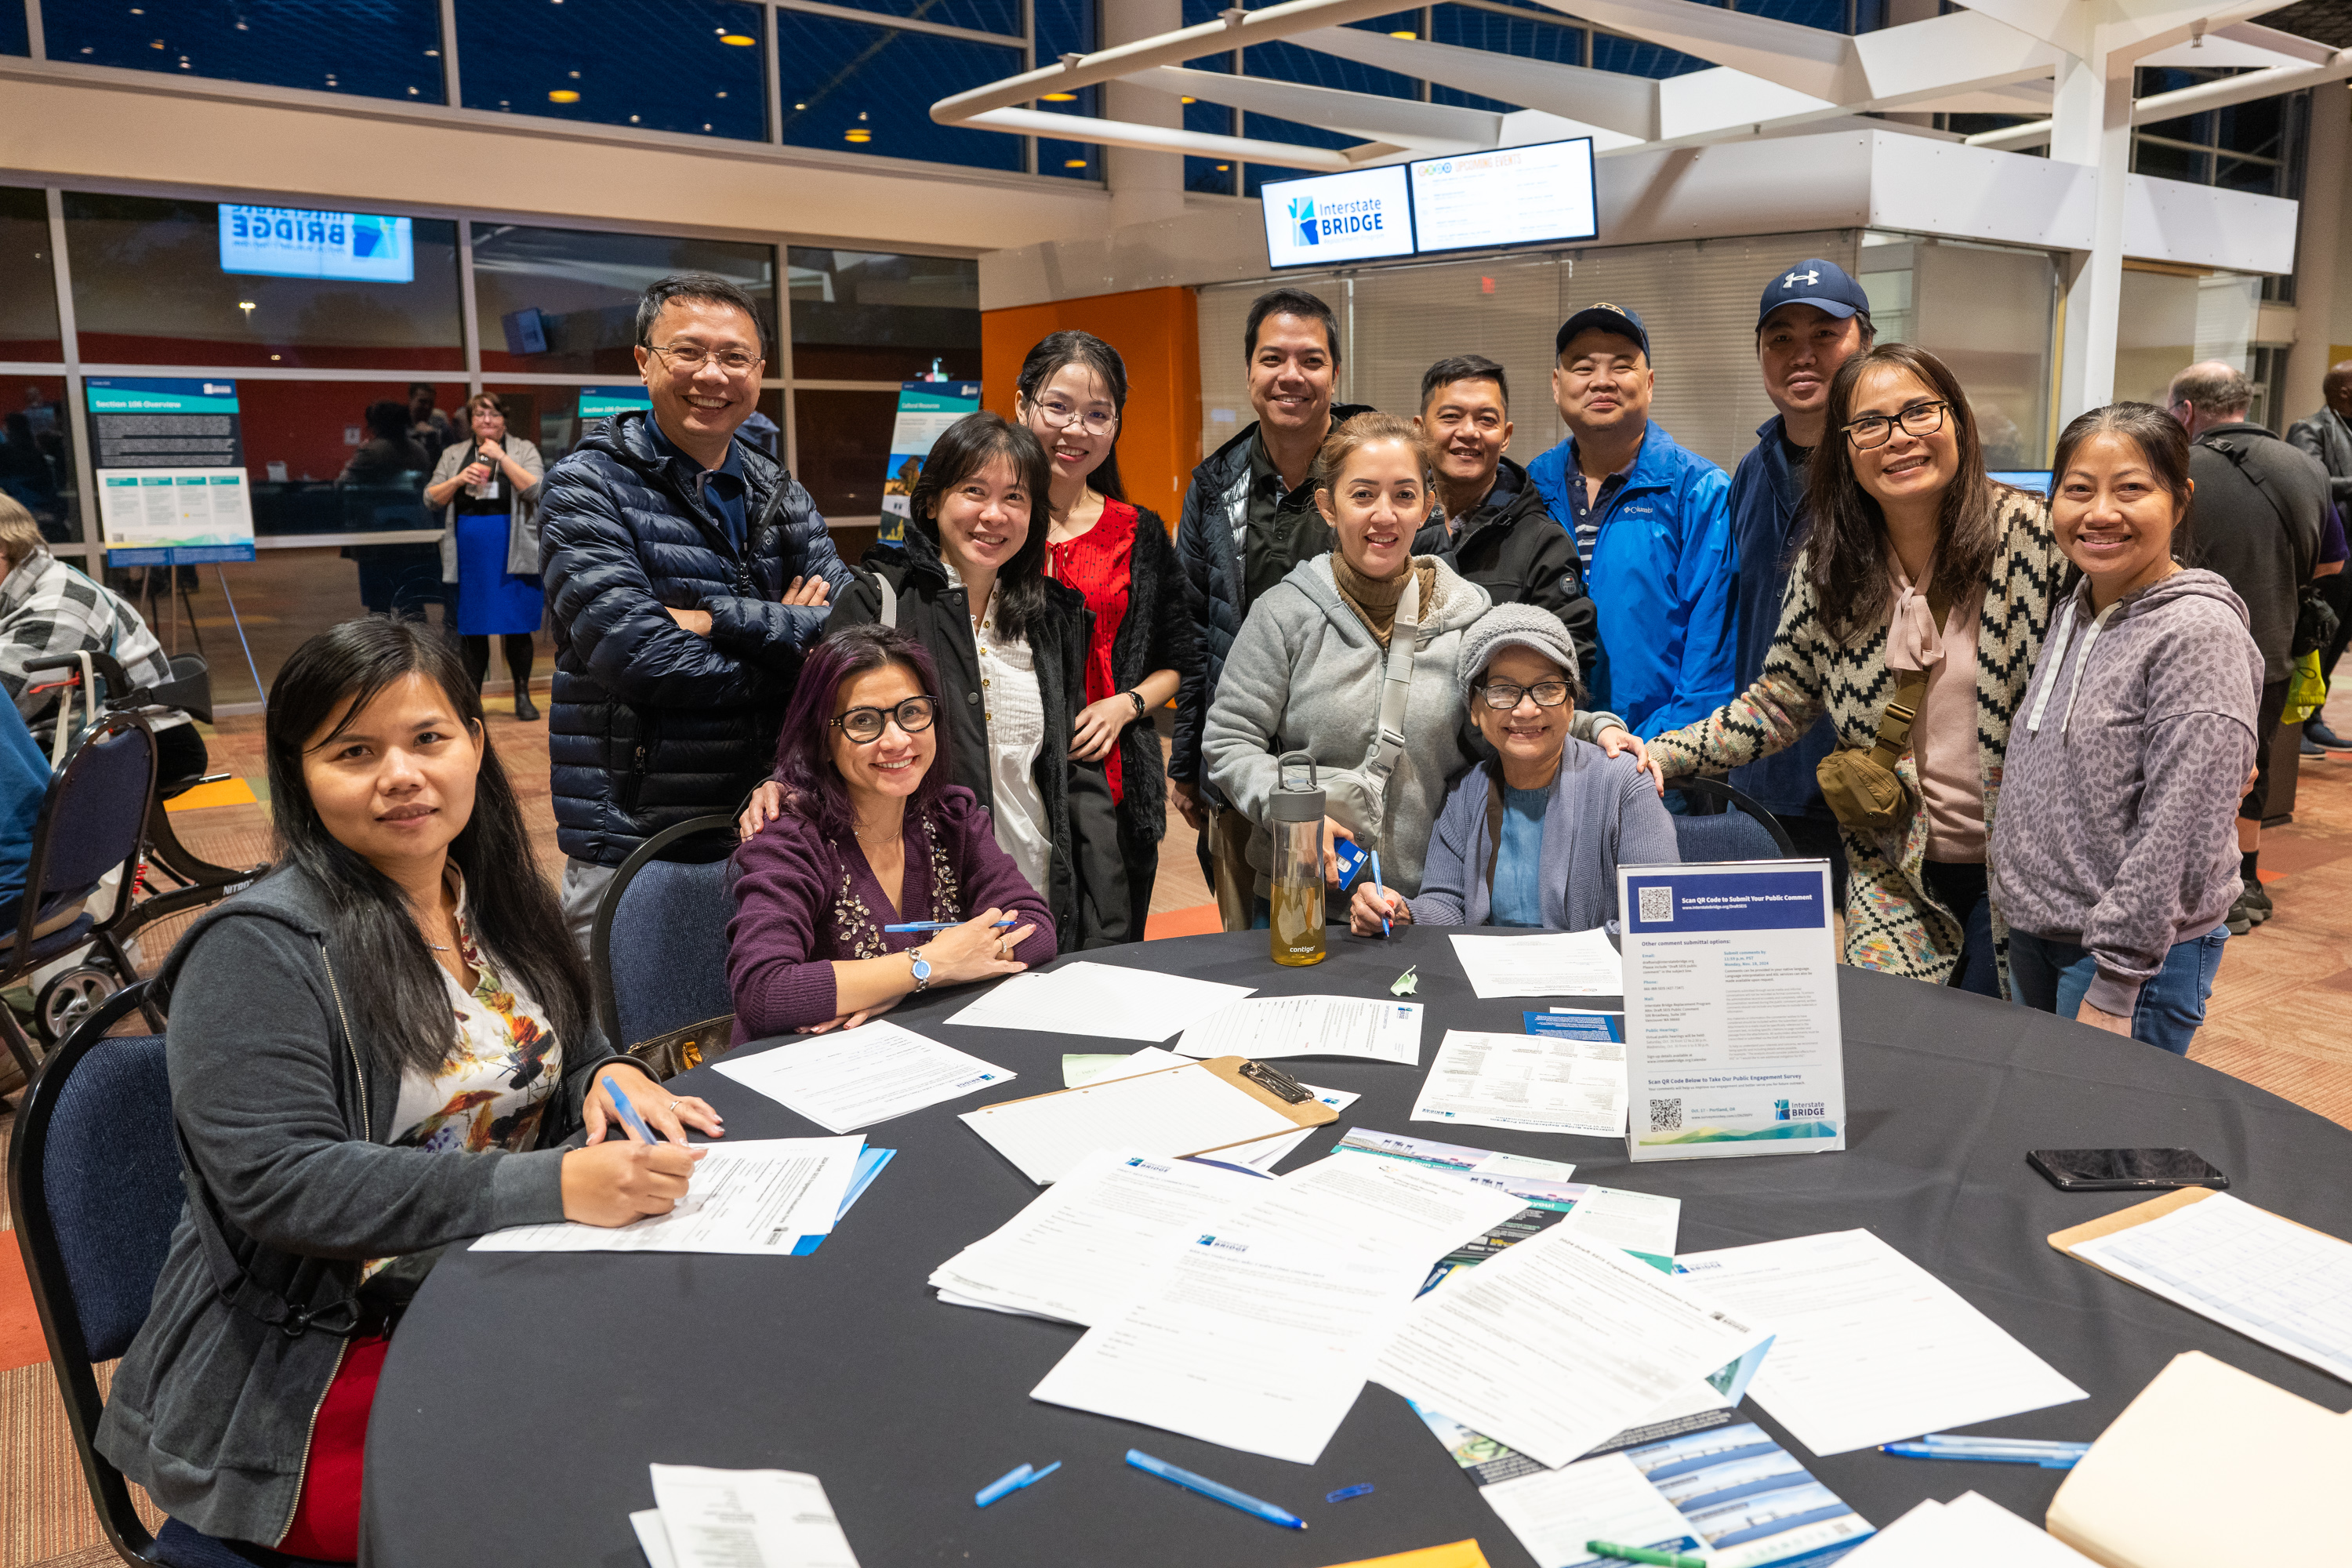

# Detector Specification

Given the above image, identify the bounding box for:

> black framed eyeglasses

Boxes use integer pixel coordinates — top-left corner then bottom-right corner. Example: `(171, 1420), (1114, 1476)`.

(1475, 680), (1572, 710)
(642, 341), (762, 375)
(831, 696), (940, 743)
(1842, 401), (1949, 449)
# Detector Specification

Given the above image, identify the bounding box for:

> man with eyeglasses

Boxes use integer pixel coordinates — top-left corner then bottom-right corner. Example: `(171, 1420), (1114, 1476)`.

(541, 270), (854, 951)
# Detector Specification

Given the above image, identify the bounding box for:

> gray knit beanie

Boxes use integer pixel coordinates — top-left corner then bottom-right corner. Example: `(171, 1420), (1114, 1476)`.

(1454, 602), (1581, 699)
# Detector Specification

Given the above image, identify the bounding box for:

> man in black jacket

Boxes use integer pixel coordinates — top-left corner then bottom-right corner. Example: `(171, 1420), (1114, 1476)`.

(541, 272), (853, 949)
(1171, 285), (1370, 927)
(1406, 354), (1595, 674)
(2288, 360), (2352, 747)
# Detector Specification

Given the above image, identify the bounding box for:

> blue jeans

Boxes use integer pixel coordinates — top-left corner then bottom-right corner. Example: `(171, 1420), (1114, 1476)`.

(2008, 925), (2229, 1055)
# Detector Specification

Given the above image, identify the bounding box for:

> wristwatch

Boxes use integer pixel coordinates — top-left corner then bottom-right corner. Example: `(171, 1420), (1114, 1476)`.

(1125, 690), (1146, 717)
(909, 946), (932, 993)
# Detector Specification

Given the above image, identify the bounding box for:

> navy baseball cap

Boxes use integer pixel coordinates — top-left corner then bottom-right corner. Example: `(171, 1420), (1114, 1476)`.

(1555, 303), (1650, 362)
(1757, 260), (1871, 331)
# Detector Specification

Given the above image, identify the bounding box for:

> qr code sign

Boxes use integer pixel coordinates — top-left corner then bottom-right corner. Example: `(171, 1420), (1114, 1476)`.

(1639, 885), (1673, 923)
(1650, 1098), (1683, 1132)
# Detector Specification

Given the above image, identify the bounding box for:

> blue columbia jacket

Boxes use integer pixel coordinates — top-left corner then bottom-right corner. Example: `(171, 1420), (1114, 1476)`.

(1526, 421), (1736, 738)
(1727, 416), (1840, 818)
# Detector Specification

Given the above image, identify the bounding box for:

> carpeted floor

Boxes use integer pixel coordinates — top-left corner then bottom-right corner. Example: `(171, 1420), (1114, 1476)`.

(3, 697), (2348, 1565)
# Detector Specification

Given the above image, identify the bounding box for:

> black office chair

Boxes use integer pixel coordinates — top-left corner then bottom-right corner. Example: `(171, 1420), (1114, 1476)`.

(1668, 776), (1799, 862)
(590, 813), (741, 1078)
(6, 980), (339, 1568)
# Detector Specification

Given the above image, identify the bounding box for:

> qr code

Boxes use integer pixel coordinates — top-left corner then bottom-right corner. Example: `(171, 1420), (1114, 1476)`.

(1639, 885), (1674, 923)
(1650, 1098), (1683, 1132)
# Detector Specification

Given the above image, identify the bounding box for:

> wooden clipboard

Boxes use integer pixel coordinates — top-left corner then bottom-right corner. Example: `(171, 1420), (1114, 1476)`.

(964, 1054), (1337, 1163)
(2049, 1185), (2346, 1265)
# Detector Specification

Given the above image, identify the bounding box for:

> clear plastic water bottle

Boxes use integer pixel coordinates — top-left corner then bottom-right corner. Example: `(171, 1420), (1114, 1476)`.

(1269, 751), (1327, 967)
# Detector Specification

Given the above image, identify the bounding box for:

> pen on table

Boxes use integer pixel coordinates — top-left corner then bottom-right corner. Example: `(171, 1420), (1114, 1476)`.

(1370, 850), (1391, 937)
(1125, 1450), (1305, 1530)
(1585, 1541), (1704, 1568)
(598, 1074), (665, 1148)
(975, 1460), (1059, 1507)
(883, 919), (1019, 933)
(1881, 1438), (2089, 1469)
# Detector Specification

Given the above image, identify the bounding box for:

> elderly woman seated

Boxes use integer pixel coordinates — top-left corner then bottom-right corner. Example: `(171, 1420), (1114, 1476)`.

(1353, 603), (1677, 934)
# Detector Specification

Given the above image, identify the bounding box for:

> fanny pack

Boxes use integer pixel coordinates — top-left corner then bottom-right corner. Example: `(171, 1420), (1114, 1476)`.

(1816, 579), (1951, 834)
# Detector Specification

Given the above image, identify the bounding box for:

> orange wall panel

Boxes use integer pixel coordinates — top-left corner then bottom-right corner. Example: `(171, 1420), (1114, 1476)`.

(981, 286), (1200, 527)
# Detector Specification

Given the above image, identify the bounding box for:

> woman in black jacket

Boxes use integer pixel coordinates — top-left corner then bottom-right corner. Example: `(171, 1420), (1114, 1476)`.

(1014, 330), (1203, 935)
(95, 618), (717, 1561)
(819, 412), (1123, 949)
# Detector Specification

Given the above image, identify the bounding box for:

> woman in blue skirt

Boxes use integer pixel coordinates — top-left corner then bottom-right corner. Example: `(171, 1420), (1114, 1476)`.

(428, 392), (546, 720)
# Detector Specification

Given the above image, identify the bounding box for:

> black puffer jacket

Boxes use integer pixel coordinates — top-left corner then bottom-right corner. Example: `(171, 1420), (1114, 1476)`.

(541, 412), (854, 866)
(1410, 456), (1599, 679)
(1101, 506), (1203, 851)
(826, 524), (1128, 949)
(1171, 405), (1374, 797)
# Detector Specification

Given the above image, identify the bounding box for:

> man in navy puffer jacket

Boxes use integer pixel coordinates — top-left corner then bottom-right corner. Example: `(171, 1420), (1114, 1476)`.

(541, 273), (852, 946)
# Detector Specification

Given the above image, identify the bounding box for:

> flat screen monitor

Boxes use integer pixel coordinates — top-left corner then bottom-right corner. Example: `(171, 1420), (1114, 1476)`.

(1258, 165), (1414, 269)
(1408, 138), (1597, 256)
(218, 205), (415, 283)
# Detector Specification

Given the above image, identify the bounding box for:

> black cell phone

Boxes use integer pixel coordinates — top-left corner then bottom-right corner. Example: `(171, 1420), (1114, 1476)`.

(2027, 1147), (2229, 1192)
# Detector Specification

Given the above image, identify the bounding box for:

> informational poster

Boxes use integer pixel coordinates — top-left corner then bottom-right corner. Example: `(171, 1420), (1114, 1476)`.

(877, 380), (980, 543)
(1259, 165), (1414, 269)
(579, 387), (654, 421)
(217, 204), (415, 282)
(1409, 138), (1597, 255)
(87, 378), (256, 564)
(1617, 860), (1844, 1163)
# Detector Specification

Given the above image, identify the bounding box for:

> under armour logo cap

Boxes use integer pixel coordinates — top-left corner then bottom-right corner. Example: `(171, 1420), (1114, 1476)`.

(1757, 258), (1871, 331)
(1555, 302), (1650, 361)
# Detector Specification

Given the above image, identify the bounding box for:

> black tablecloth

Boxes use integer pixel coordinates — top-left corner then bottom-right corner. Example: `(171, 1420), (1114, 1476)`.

(365, 927), (2352, 1566)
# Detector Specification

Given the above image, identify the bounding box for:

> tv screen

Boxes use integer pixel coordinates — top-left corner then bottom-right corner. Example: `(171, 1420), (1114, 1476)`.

(219, 205), (415, 283)
(1409, 138), (1597, 256)
(1259, 165), (1414, 269)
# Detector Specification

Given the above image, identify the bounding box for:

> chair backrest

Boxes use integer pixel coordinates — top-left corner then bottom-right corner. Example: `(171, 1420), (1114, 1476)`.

(24, 715), (154, 918)
(1670, 776), (1800, 863)
(591, 813), (740, 1051)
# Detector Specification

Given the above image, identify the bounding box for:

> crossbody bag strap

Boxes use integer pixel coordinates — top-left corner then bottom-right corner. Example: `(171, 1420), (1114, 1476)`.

(2207, 436), (2320, 580)
(1864, 575), (1955, 770)
(1358, 571), (1422, 833)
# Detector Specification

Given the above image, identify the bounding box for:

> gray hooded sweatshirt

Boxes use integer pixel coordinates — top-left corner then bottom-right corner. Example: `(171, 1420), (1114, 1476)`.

(1988, 568), (2263, 1015)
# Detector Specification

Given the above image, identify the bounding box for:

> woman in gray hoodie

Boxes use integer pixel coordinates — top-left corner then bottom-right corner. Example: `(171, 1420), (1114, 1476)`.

(1990, 404), (2263, 1054)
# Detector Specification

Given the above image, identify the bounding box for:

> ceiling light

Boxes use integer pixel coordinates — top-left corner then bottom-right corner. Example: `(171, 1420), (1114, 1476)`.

(149, 38), (163, 48)
(568, 68), (579, 77)
(629, 113), (639, 122)
(716, 89), (727, 96)
(844, 129), (872, 142)
(703, 122), (712, 129)
(1063, 158), (1087, 168)
(1180, 96), (1196, 103)
(425, 47), (438, 55)
(1389, 29), (1417, 38)
(549, 89), (580, 102)
(719, 32), (755, 45)
(1041, 91), (1076, 101)
(1215, 162), (1229, 171)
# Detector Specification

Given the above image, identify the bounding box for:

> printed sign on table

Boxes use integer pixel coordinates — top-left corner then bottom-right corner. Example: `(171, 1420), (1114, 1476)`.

(87, 378), (256, 564)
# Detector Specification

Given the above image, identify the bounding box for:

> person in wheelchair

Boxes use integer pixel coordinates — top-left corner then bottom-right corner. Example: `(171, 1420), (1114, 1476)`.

(0, 495), (209, 790)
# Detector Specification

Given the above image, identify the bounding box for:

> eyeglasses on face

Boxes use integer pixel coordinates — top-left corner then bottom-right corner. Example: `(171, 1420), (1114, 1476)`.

(1033, 397), (1119, 435)
(831, 696), (940, 743)
(1842, 400), (1949, 449)
(1475, 680), (1572, 710)
(642, 341), (763, 375)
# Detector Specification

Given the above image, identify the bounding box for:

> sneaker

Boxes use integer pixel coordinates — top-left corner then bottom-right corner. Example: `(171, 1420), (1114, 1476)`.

(2308, 719), (2352, 750)
(2303, 735), (2327, 758)
(2241, 877), (2274, 926)
(2226, 892), (2253, 936)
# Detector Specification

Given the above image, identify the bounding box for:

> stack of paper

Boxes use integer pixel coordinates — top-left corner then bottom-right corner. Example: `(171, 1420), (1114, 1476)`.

(946, 960), (1254, 1041)
(713, 1020), (1013, 1132)
(1059, 1047), (1358, 1173)
(1411, 1028), (1629, 1138)
(1174, 995), (1425, 1063)
(1675, 1229), (2087, 1455)
(1448, 929), (1621, 999)
(473, 1137), (867, 1256)
(633, 1464), (858, 1568)
(1841, 1493), (2092, 1565)
(960, 1059), (1306, 1184)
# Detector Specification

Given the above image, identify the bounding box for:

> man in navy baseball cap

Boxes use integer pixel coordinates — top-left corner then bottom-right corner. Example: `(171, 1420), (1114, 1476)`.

(1755, 258), (1871, 332)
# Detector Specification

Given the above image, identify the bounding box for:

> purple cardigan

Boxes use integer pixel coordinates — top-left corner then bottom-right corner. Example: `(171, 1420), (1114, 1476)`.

(728, 785), (1058, 1040)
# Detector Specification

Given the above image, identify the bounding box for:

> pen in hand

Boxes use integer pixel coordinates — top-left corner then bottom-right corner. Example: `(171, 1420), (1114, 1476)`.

(600, 1074), (666, 1148)
(1371, 850), (1390, 938)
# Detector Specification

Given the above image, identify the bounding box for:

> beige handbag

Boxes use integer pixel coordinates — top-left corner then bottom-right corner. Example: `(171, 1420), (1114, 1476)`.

(1814, 579), (1950, 835)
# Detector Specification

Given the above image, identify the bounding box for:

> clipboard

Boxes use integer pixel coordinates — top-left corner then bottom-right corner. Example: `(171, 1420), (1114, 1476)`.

(2048, 1185), (2345, 1262)
(959, 1056), (1338, 1184)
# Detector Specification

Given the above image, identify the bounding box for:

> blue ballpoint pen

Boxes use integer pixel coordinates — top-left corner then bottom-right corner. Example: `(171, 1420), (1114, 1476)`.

(1371, 851), (1390, 937)
(599, 1074), (664, 1148)
(1881, 1441), (2086, 1469)
(883, 919), (1019, 933)
(1125, 1450), (1305, 1530)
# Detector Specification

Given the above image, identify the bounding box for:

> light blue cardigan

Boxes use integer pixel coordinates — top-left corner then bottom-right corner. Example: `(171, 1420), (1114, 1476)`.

(1407, 738), (1680, 931)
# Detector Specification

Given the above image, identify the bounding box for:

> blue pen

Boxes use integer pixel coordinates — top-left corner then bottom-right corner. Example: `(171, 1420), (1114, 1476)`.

(599, 1074), (664, 1148)
(883, 919), (1019, 933)
(1922, 1433), (2090, 1455)
(1126, 1450), (1305, 1530)
(1881, 1441), (2086, 1469)
(1371, 851), (1390, 937)
(975, 1460), (1060, 1506)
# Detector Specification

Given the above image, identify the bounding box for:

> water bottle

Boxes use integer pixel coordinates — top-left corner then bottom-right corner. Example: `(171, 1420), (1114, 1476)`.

(1269, 751), (1327, 967)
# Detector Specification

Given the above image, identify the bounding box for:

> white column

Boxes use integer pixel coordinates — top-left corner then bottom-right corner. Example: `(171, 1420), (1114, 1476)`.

(2285, 80), (2350, 423)
(2053, 44), (2134, 420)
(1104, 0), (1187, 230)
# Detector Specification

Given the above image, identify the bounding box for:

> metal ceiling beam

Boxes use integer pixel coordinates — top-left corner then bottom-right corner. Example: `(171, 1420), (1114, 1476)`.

(1966, 44), (2352, 149)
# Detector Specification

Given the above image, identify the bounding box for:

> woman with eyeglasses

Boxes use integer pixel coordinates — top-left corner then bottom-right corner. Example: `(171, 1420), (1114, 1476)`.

(1351, 603), (1677, 934)
(1646, 344), (2070, 994)
(728, 624), (1054, 1038)
(1013, 331), (1203, 936)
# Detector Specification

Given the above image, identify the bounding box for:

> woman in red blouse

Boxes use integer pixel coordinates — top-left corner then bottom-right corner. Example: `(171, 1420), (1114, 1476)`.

(1014, 331), (1203, 935)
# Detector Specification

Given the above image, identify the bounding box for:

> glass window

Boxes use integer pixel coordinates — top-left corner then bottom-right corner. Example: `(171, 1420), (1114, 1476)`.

(1240, 38), (1419, 195)
(793, 388), (899, 517)
(1592, 31), (1711, 78)
(797, 0), (1019, 34)
(40, 0), (445, 102)
(1183, 49), (1236, 196)
(457, 0), (767, 139)
(1733, 0), (1849, 31)
(777, 14), (1023, 171)
(788, 249), (979, 381)
(1036, 0), (1100, 180)
(0, 188), (63, 363)
(472, 223), (776, 376)
(1, 2), (27, 55)
(1431, 7), (1584, 108)
(63, 194), (463, 370)
(2, 377), (82, 545)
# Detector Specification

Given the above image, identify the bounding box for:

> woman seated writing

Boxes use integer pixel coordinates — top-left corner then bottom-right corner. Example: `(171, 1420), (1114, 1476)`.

(96, 618), (717, 1563)
(1353, 603), (1678, 933)
(729, 624), (1055, 1039)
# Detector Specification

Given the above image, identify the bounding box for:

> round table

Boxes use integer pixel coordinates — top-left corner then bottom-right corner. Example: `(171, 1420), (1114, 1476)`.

(365, 927), (2352, 1566)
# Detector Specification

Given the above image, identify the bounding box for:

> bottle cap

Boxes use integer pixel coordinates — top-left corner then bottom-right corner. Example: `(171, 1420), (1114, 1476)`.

(1269, 750), (1325, 822)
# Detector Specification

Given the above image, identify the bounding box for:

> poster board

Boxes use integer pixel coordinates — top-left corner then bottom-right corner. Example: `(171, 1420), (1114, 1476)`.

(87, 377), (256, 566)
(878, 380), (980, 542)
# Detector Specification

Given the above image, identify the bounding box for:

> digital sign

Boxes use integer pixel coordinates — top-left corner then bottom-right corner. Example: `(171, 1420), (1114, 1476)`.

(1409, 138), (1597, 256)
(218, 204), (415, 283)
(1258, 165), (1414, 269)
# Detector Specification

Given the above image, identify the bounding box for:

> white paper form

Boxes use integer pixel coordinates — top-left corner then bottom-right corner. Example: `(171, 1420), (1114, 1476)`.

(1413, 1029), (1628, 1138)
(1029, 1225), (1428, 1464)
(1840, 1493), (2096, 1566)
(1221, 1155), (1526, 1267)
(946, 961), (1254, 1042)
(1372, 1225), (1772, 1469)
(1058, 1048), (1356, 1174)
(1555, 1187), (1682, 1261)
(960, 1062), (1302, 1184)
(1449, 929), (1622, 999)
(1675, 1229), (2086, 1456)
(1479, 1452), (1707, 1568)
(2064, 1192), (2352, 1382)
(712, 1021), (1014, 1133)
(1174, 996), (1425, 1064)
(646, 1464), (859, 1568)
(472, 1138), (863, 1256)
(1328, 1129), (1677, 1261)
(929, 1147), (1272, 1326)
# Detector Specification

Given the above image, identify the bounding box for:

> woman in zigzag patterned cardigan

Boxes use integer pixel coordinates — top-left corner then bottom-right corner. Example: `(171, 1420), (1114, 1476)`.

(1648, 346), (2071, 993)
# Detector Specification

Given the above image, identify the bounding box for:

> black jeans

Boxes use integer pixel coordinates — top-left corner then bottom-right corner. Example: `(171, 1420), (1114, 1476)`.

(462, 633), (535, 691)
(1922, 859), (1998, 996)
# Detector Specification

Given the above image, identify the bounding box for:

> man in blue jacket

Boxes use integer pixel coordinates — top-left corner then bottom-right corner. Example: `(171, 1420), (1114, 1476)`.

(1526, 304), (1735, 739)
(541, 272), (853, 948)
(1730, 260), (1874, 889)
